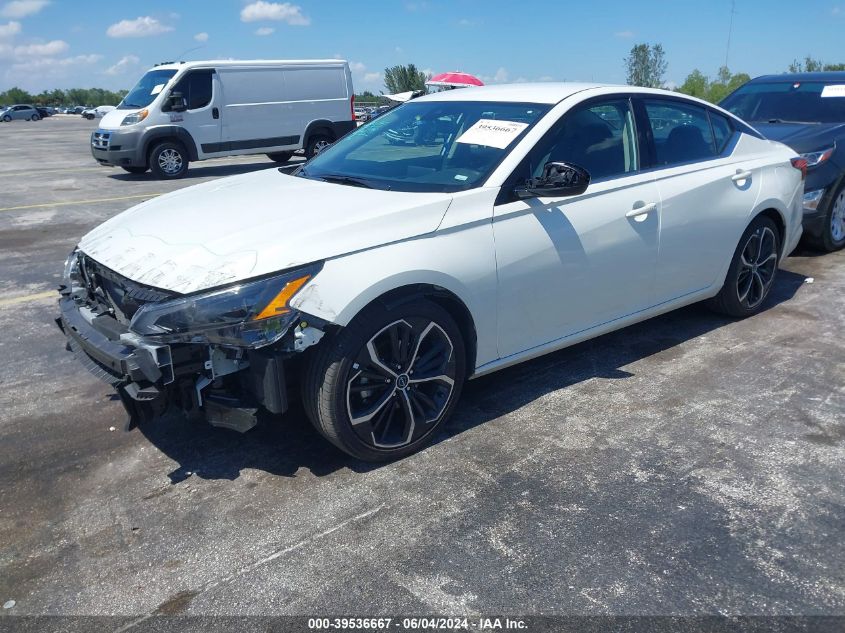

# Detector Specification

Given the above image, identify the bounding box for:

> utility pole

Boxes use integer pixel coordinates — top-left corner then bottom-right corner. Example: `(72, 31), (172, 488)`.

(725, 0), (736, 70)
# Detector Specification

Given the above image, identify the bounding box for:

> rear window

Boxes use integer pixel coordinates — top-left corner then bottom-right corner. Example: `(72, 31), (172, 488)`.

(720, 81), (845, 124)
(709, 111), (734, 153)
(644, 99), (719, 166)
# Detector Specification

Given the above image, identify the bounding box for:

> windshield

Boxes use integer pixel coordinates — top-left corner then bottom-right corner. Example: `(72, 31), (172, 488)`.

(721, 81), (845, 124)
(119, 69), (178, 110)
(300, 100), (550, 193)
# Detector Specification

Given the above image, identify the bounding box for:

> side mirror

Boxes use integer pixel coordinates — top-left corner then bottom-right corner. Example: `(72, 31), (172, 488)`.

(516, 161), (590, 199)
(166, 91), (187, 112)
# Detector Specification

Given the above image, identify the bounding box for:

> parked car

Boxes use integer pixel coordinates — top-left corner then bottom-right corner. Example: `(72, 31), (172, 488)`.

(721, 71), (845, 251)
(82, 105), (116, 120)
(89, 59), (356, 178)
(36, 106), (54, 118)
(1, 104), (41, 121)
(71, 106), (86, 114)
(58, 83), (804, 461)
(354, 107), (370, 122)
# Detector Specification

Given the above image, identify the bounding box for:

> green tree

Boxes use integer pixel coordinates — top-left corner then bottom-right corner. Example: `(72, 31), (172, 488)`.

(383, 64), (429, 94)
(824, 63), (845, 71)
(789, 56), (824, 73)
(678, 69), (709, 99)
(624, 43), (667, 88)
(0, 86), (33, 104)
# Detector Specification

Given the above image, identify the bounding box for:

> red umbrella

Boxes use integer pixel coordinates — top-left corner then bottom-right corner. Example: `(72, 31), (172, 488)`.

(426, 71), (484, 88)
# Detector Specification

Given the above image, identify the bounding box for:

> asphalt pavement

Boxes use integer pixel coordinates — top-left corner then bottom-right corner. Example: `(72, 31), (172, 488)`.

(0, 117), (843, 630)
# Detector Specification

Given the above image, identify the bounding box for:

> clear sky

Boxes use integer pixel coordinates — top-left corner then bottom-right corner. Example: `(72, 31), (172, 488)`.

(1, 0), (843, 94)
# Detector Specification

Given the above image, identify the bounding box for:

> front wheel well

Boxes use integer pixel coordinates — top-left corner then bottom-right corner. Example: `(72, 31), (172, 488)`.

(360, 284), (478, 376)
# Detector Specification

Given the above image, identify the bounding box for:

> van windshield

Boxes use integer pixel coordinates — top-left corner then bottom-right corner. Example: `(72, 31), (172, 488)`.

(299, 100), (550, 193)
(119, 69), (178, 110)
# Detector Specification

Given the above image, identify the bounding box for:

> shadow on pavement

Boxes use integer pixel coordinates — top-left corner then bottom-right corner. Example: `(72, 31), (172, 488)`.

(106, 160), (288, 182)
(138, 269), (808, 483)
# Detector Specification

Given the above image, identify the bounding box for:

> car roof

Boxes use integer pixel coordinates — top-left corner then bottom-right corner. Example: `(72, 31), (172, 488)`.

(750, 71), (845, 83)
(415, 82), (720, 105)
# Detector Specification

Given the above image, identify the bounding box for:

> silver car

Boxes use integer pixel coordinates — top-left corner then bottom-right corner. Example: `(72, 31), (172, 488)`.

(1, 104), (41, 122)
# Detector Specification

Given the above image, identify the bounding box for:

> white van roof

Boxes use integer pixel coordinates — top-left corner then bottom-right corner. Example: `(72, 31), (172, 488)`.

(152, 59), (349, 71)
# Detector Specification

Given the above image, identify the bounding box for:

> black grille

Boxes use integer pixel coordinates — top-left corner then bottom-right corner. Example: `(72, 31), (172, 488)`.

(81, 257), (177, 323)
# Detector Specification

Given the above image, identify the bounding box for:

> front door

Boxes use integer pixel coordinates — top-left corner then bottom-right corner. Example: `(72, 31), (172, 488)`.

(166, 69), (222, 158)
(493, 97), (661, 359)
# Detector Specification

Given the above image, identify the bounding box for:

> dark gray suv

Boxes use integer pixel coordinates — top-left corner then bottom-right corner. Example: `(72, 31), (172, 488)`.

(721, 72), (845, 252)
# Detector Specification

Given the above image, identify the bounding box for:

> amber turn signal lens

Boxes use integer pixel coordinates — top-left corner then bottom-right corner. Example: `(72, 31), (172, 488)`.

(254, 275), (311, 320)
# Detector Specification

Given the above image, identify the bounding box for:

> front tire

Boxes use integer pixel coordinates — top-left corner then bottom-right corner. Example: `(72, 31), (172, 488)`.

(302, 299), (466, 461)
(2, 115), (10, 122)
(149, 141), (188, 179)
(708, 215), (780, 318)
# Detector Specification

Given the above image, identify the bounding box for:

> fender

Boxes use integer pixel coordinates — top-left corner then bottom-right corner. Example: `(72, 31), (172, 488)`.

(140, 125), (199, 162)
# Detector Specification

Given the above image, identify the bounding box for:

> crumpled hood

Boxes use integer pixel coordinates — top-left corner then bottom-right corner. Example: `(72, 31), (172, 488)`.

(79, 168), (452, 294)
(751, 121), (845, 153)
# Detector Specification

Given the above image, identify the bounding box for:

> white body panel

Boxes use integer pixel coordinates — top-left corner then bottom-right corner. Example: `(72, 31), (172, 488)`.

(79, 83), (804, 376)
(97, 59), (353, 161)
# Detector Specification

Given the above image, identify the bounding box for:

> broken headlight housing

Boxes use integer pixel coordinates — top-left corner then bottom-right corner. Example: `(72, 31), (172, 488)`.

(129, 263), (321, 348)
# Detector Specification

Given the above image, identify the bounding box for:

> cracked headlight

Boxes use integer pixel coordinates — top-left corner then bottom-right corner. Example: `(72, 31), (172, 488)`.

(129, 263), (321, 348)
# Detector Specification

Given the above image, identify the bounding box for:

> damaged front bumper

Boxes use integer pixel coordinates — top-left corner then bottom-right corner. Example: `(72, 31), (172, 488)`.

(56, 293), (291, 432)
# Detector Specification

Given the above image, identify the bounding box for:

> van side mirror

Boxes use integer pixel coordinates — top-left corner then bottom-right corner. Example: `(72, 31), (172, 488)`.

(166, 91), (187, 112)
(515, 162), (590, 199)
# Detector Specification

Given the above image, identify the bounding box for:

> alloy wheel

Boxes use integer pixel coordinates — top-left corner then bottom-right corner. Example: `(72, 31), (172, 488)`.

(313, 139), (330, 155)
(831, 190), (845, 243)
(736, 226), (777, 310)
(158, 148), (183, 175)
(346, 318), (456, 449)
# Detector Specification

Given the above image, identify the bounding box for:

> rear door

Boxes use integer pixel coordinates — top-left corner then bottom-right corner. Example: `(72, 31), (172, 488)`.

(639, 97), (764, 303)
(165, 69), (222, 158)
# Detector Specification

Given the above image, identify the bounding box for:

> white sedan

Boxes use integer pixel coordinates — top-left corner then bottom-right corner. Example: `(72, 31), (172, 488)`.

(59, 83), (804, 461)
(81, 105), (115, 120)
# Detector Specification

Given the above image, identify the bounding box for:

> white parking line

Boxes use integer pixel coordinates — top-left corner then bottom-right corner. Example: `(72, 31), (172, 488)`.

(0, 193), (162, 213)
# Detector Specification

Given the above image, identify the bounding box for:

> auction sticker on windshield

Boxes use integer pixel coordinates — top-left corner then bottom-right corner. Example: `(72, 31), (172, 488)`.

(821, 85), (845, 97)
(456, 119), (529, 149)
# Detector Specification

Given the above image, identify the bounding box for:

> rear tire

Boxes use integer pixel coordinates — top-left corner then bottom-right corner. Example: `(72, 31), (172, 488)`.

(708, 215), (780, 318)
(149, 141), (189, 179)
(803, 183), (845, 252)
(30, 114), (40, 121)
(305, 134), (332, 160)
(302, 299), (466, 461)
(266, 151), (294, 163)
(121, 166), (148, 175)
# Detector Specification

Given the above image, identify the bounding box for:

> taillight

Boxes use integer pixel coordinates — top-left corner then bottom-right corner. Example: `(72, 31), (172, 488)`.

(350, 94), (355, 121)
(790, 157), (808, 180)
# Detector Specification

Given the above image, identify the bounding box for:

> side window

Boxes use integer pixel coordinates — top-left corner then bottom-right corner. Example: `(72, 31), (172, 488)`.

(644, 99), (718, 166)
(708, 111), (734, 154)
(170, 70), (213, 110)
(521, 98), (639, 183)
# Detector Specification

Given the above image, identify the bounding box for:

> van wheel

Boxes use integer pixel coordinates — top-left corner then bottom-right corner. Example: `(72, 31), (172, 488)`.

(266, 151), (293, 163)
(121, 166), (148, 175)
(708, 215), (780, 318)
(302, 299), (466, 462)
(149, 141), (188, 179)
(305, 134), (332, 160)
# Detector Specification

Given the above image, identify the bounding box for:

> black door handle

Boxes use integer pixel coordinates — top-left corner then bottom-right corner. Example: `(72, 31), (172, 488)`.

(212, 107), (219, 119)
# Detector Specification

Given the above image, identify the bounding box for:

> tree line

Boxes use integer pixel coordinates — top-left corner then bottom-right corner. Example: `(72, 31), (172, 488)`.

(626, 44), (845, 103)
(0, 86), (128, 107)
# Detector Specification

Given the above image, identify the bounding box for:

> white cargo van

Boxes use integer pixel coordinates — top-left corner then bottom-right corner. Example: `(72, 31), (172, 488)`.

(91, 59), (356, 178)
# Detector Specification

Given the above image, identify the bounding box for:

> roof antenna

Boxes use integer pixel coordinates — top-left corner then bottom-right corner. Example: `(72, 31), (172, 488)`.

(176, 44), (205, 61)
(724, 0), (736, 69)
